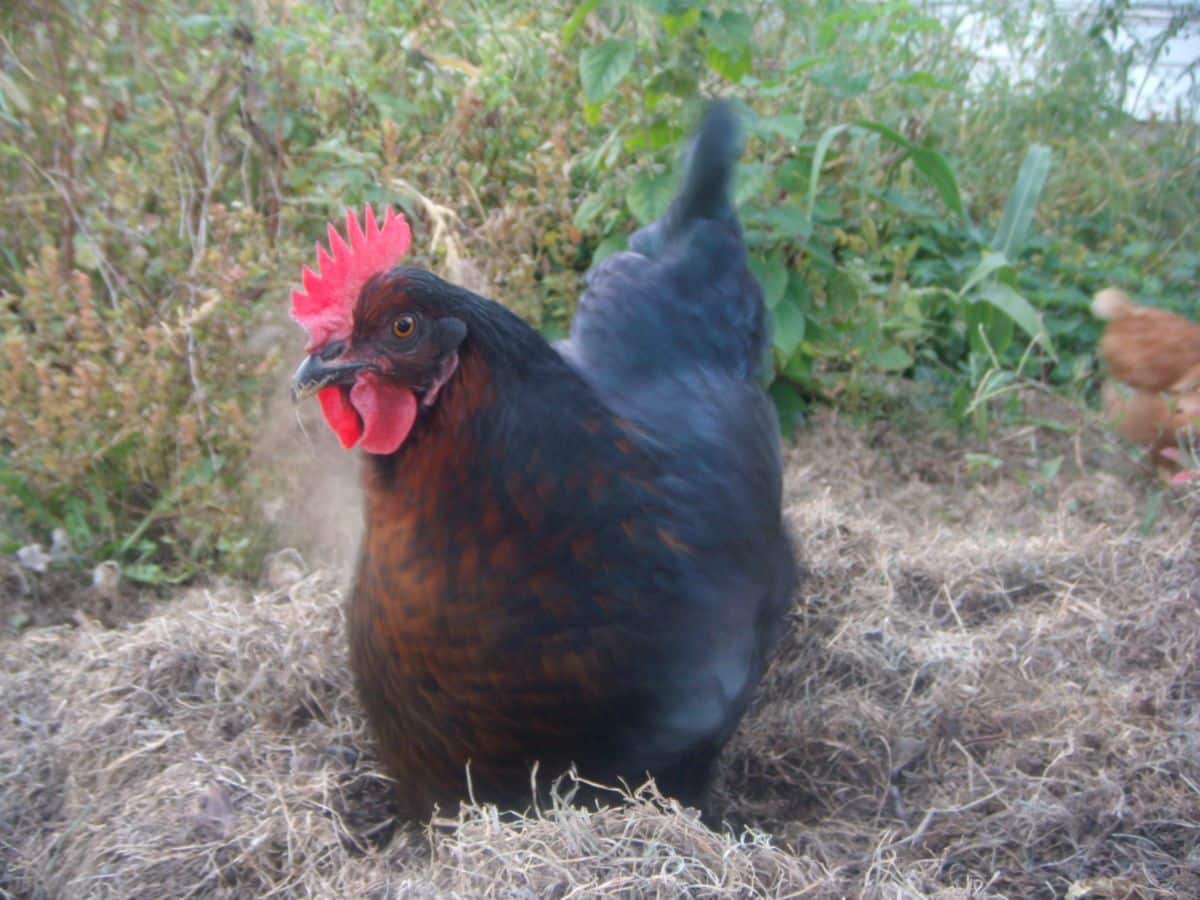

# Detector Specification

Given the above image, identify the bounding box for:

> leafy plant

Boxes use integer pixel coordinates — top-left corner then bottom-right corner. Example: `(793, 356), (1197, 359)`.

(1, 0), (1197, 581)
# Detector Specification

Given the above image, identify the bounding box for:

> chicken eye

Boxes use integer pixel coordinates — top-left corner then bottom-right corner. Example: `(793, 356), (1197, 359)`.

(392, 315), (416, 339)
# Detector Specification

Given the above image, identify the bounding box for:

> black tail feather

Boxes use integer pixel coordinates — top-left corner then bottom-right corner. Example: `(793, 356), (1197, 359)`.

(630, 99), (743, 257)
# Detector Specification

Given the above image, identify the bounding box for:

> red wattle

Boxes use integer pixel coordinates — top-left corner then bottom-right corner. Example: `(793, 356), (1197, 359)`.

(317, 386), (363, 448)
(351, 372), (418, 455)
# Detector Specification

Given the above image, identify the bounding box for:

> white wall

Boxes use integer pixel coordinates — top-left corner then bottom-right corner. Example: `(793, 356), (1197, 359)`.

(927, 1), (1199, 120)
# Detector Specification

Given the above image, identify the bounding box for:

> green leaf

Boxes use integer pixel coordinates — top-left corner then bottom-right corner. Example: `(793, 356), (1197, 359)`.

(702, 11), (753, 81)
(0, 464), (53, 528)
(763, 204), (812, 240)
(788, 54), (829, 74)
(855, 120), (963, 219)
(811, 61), (870, 99)
(749, 253), (788, 309)
(992, 144), (1052, 260)
(734, 162), (770, 205)
(572, 192), (608, 230)
(771, 298), (806, 359)
(967, 299), (1014, 356)
(646, 121), (685, 150)
(751, 113), (806, 142)
(72, 234), (101, 272)
(591, 233), (626, 266)
(805, 123), (852, 225)
(964, 452), (1004, 473)
(909, 147), (964, 220)
(706, 45), (752, 83)
(854, 119), (909, 148)
(625, 172), (675, 225)
(871, 345), (913, 372)
(977, 281), (1054, 354)
(782, 349), (811, 383)
(645, 66), (698, 102)
(0, 71), (30, 116)
(123, 562), (192, 585)
(579, 39), (636, 105)
(704, 11), (753, 53)
(1139, 490), (1163, 535)
(959, 250), (1011, 298)
(896, 70), (955, 91)
(562, 0), (603, 44)
(769, 381), (807, 437)
(177, 14), (225, 38)
(876, 188), (936, 218)
(661, 8), (701, 38)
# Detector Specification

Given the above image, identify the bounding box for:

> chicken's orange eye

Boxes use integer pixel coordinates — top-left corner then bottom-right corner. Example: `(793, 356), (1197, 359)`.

(392, 315), (416, 339)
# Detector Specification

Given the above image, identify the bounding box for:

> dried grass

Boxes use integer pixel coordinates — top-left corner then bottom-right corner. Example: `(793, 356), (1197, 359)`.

(3, 411), (1198, 898)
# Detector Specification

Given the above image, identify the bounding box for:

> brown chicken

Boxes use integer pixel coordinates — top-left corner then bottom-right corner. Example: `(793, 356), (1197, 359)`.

(1093, 287), (1200, 473)
(288, 102), (799, 821)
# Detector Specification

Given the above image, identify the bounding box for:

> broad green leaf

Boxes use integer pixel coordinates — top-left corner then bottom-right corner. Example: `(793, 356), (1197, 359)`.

(562, 0), (602, 44)
(909, 147), (964, 220)
(871, 345), (913, 371)
(625, 171), (675, 225)
(661, 8), (701, 37)
(645, 65), (699, 101)
(771, 298), (806, 359)
(591, 233), (626, 266)
(763, 204), (812, 240)
(703, 10), (753, 53)
(749, 252), (788, 308)
(751, 113), (806, 142)
(734, 162), (770, 205)
(769, 381), (807, 437)
(959, 250), (1011, 298)
(636, 120), (684, 151)
(782, 349), (812, 382)
(122, 563), (164, 584)
(978, 281), (1054, 354)
(855, 120), (963, 219)
(705, 46), (752, 83)
(572, 191), (608, 230)
(72, 234), (101, 272)
(580, 39), (636, 104)
(967, 299), (1014, 356)
(540, 320), (569, 342)
(855, 119), (910, 149)
(876, 188), (937, 218)
(992, 144), (1051, 260)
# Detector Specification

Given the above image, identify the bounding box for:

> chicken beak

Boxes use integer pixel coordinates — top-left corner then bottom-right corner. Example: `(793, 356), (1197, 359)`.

(290, 349), (367, 402)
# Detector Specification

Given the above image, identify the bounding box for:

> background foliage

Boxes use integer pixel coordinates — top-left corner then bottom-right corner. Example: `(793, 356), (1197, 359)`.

(1, 0), (1197, 582)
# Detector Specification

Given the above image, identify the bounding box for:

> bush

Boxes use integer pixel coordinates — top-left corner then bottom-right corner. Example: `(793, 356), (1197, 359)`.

(1, 0), (1196, 581)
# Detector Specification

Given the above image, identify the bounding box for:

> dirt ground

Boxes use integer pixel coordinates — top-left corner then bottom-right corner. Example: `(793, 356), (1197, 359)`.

(2, 401), (1198, 898)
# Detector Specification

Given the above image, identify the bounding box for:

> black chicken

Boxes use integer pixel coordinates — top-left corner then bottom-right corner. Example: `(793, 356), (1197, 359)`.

(290, 100), (800, 820)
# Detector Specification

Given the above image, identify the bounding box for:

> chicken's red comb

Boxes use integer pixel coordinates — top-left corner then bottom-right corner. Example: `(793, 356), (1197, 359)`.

(290, 206), (412, 351)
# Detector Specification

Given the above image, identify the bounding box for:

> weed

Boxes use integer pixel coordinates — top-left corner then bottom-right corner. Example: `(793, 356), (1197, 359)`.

(0, 0), (1196, 579)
